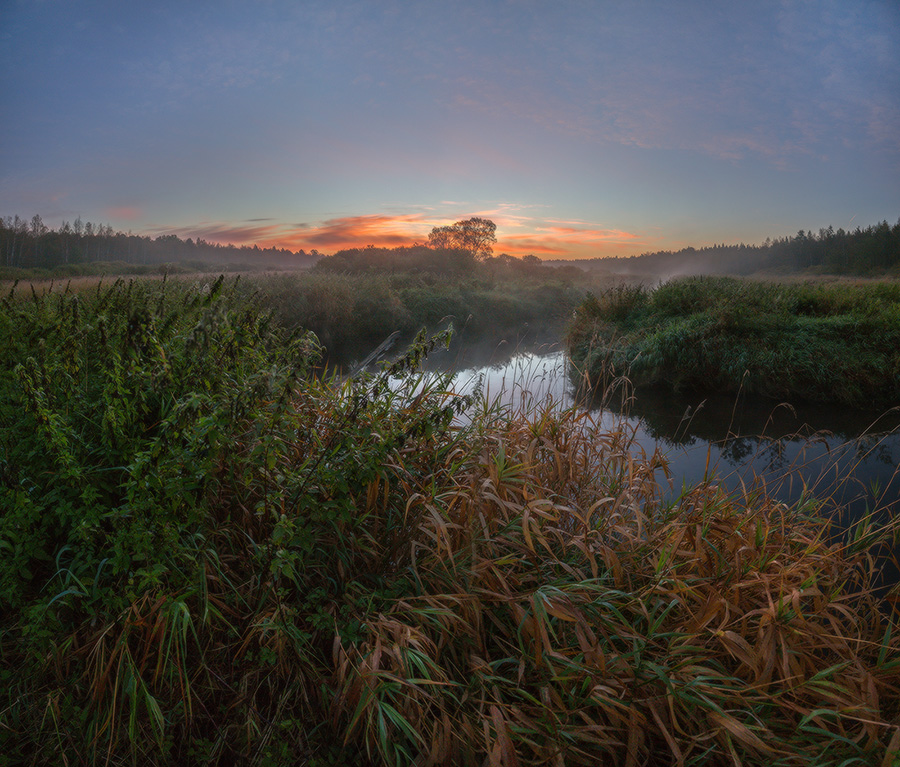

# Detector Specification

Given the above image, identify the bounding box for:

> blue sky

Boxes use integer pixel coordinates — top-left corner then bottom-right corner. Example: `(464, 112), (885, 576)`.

(2, 0), (898, 258)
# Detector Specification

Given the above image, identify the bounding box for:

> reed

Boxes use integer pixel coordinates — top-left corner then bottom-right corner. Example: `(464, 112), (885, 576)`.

(566, 276), (900, 409)
(233, 271), (593, 364)
(2, 277), (899, 765)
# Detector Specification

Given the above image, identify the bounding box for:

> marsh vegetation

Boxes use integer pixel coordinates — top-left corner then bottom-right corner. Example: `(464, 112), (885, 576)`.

(2, 274), (900, 765)
(567, 276), (900, 409)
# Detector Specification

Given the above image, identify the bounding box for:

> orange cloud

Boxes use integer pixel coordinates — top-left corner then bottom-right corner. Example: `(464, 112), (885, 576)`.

(152, 214), (430, 253)
(149, 221), (289, 245)
(293, 214), (427, 250)
(498, 226), (644, 259)
(150, 212), (645, 260)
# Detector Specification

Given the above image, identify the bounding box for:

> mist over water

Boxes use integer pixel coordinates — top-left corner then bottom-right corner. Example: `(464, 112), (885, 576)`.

(378, 326), (900, 527)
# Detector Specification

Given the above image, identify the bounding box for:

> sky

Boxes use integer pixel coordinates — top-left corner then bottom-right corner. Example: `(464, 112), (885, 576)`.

(2, 0), (899, 260)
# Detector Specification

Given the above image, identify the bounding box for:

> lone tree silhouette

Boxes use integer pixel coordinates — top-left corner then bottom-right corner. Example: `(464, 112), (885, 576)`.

(427, 217), (496, 260)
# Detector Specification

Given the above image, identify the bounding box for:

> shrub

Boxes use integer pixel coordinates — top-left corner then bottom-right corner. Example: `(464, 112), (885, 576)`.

(567, 277), (900, 408)
(3, 276), (900, 765)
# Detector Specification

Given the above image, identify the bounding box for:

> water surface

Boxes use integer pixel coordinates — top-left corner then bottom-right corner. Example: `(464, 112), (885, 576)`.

(415, 330), (900, 525)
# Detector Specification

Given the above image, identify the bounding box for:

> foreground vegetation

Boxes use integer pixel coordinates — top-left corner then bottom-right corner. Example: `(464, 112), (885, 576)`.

(1, 269), (588, 364)
(3, 277), (900, 765)
(567, 276), (900, 409)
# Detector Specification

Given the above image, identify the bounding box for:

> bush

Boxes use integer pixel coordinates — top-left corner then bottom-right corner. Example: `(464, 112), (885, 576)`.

(567, 277), (900, 408)
(4, 276), (900, 765)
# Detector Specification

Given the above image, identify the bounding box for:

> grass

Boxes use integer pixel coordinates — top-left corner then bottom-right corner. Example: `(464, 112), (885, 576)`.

(241, 271), (588, 363)
(2, 276), (900, 765)
(566, 276), (900, 409)
(3, 270), (590, 366)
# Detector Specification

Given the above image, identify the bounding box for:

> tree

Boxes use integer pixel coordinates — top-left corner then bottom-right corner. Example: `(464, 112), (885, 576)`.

(30, 214), (47, 266)
(5, 215), (27, 267)
(60, 221), (72, 263)
(427, 217), (497, 260)
(426, 225), (454, 250)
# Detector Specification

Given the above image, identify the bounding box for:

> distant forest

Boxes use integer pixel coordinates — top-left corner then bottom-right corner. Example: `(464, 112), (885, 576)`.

(0, 214), (316, 271)
(583, 219), (900, 277)
(314, 245), (558, 278)
(2, 213), (899, 277)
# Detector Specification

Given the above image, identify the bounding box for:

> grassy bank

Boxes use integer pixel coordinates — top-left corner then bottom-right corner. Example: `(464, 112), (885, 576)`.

(566, 276), (900, 409)
(3, 270), (588, 365)
(2, 278), (900, 765)
(238, 271), (586, 362)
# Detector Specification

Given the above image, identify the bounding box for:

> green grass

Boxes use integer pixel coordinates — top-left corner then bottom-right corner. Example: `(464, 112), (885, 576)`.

(2, 276), (900, 765)
(566, 276), (900, 408)
(232, 271), (586, 362)
(2, 270), (588, 364)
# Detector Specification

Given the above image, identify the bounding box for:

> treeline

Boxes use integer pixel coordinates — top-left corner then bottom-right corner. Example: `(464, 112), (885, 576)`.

(586, 218), (900, 276)
(315, 244), (478, 275)
(0, 214), (316, 271)
(313, 216), (588, 281)
(315, 243), (586, 280)
(314, 216), (550, 279)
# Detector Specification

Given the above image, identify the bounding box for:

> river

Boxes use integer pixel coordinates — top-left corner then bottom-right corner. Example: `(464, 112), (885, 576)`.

(377, 325), (900, 535)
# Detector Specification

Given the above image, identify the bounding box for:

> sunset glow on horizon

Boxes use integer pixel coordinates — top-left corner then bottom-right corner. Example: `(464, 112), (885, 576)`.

(145, 212), (649, 260)
(2, 1), (898, 260)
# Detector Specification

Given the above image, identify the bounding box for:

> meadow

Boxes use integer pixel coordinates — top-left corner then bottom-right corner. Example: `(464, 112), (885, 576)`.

(1, 274), (900, 765)
(1, 267), (589, 364)
(566, 276), (900, 409)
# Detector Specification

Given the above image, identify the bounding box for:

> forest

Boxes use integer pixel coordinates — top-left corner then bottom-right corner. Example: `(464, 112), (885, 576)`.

(3, 213), (899, 277)
(0, 214), (316, 272)
(579, 218), (900, 276)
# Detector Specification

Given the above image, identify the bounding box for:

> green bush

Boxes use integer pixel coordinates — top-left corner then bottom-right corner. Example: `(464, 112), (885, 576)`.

(0, 277), (471, 763)
(3, 276), (900, 765)
(566, 276), (900, 407)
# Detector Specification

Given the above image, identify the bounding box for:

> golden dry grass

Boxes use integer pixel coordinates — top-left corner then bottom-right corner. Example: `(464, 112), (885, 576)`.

(3, 278), (899, 765)
(324, 403), (900, 766)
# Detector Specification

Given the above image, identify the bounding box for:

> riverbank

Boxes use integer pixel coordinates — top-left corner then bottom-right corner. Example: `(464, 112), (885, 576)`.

(3, 277), (900, 765)
(3, 269), (591, 364)
(566, 276), (900, 409)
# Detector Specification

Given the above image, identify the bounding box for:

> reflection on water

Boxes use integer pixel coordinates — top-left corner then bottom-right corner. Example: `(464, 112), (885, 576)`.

(360, 326), (900, 584)
(358, 327), (900, 528)
(597, 383), (900, 515)
(420, 335), (900, 523)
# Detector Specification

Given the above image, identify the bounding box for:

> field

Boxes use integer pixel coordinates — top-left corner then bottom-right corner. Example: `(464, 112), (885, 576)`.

(566, 276), (900, 409)
(2, 275), (900, 765)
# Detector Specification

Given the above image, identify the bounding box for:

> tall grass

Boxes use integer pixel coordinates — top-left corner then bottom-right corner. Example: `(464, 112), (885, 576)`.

(2, 277), (900, 765)
(1, 268), (605, 364)
(236, 271), (587, 363)
(566, 276), (900, 408)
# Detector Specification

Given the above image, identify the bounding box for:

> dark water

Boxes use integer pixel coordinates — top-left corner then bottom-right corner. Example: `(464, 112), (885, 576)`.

(348, 324), (900, 588)
(349, 325), (900, 518)
(388, 327), (900, 524)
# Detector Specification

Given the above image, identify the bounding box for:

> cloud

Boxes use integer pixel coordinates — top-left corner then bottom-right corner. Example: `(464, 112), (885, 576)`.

(499, 224), (644, 259)
(151, 213), (431, 252)
(129, 13), (297, 104)
(105, 205), (142, 221)
(148, 221), (289, 245)
(146, 209), (644, 260)
(297, 214), (428, 250)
